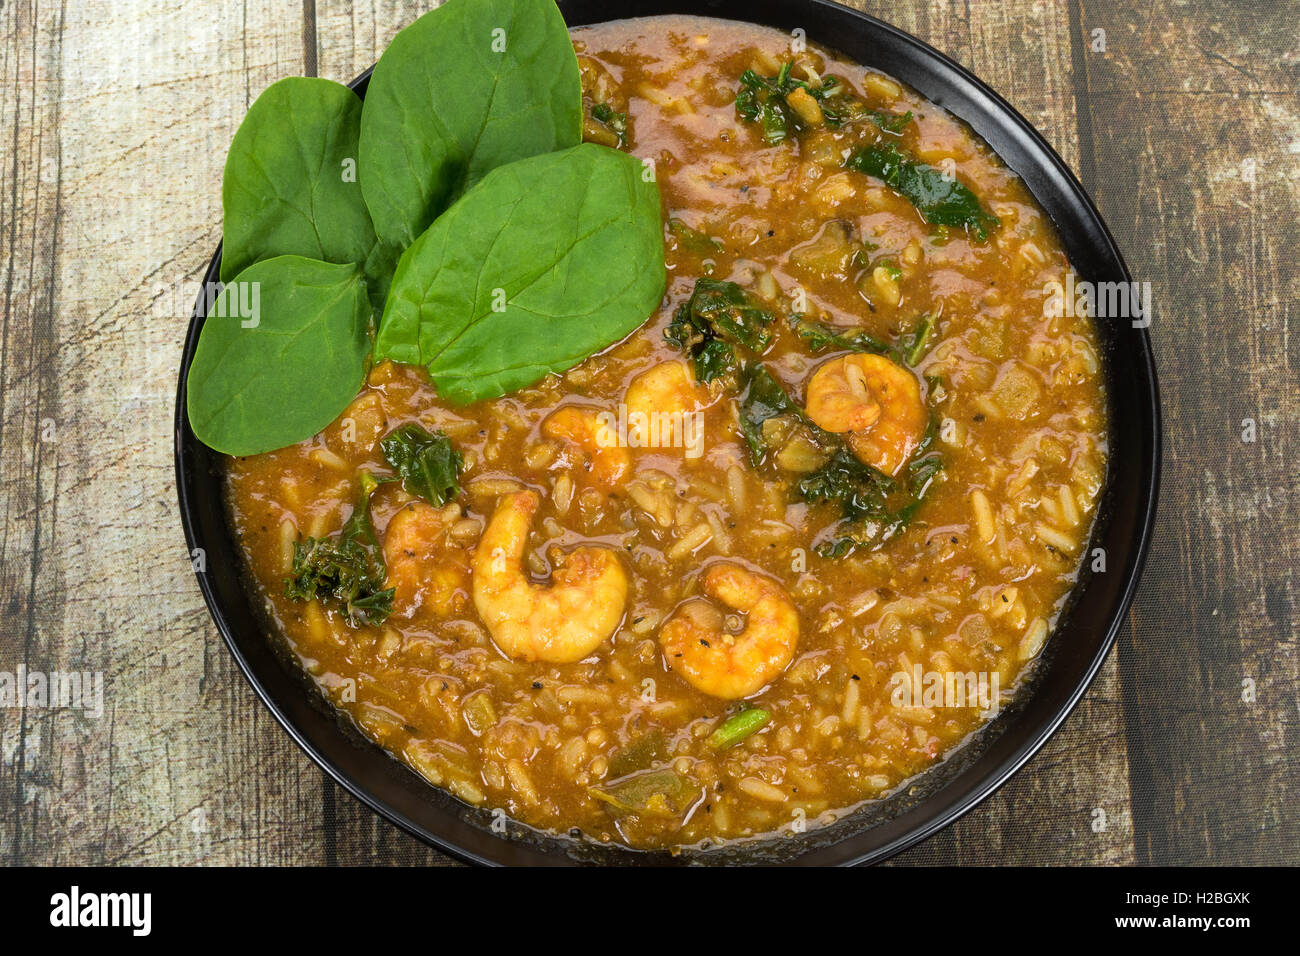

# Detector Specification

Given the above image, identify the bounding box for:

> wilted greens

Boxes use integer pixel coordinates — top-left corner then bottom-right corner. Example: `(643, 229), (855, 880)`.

(845, 143), (999, 240)
(665, 278), (774, 383)
(284, 471), (394, 626)
(800, 429), (944, 557)
(380, 424), (463, 506)
(735, 63), (914, 146)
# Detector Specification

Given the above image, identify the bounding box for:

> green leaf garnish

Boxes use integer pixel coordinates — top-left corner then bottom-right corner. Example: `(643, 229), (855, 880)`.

(845, 142), (999, 240)
(185, 257), (371, 456)
(373, 144), (665, 404)
(358, 0), (583, 248)
(219, 78), (377, 283)
(380, 424), (463, 506)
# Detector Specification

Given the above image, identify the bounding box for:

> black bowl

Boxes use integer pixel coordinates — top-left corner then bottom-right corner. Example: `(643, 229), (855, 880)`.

(175, 0), (1161, 865)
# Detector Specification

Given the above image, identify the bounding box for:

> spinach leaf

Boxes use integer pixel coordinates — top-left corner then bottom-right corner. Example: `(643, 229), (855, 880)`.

(736, 64), (914, 144)
(373, 143), (665, 404)
(186, 256), (371, 456)
(902, 312), (938, 365)
(799, 446), (897, 520)
(363, 237), (404, 321)
(737, 364), (800, 465)
(801, 431), (944, 557)
(665, 278), (773, 383)
(285, 471), (395, 626)
(380, 424), (463, 506)
(845, 143), (999, 240)
(359, 0), (582, 249)
(789, 314), (900, 362)
(863, 107), (915, 134)
(220, 78), (376, 283)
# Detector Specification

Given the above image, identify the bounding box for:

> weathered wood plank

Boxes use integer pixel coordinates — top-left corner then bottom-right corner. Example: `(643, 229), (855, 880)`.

(314, 0), (437, 83)
(1077, 0), (1300, 95)
(1082, 83), (1300, 864)
(1066, 0), (1300, 868)
(0, 0), (70, 866)
(0, 0), (341, 867)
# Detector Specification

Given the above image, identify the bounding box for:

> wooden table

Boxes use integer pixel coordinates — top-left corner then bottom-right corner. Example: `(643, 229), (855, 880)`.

(1, 0), (1295, 866)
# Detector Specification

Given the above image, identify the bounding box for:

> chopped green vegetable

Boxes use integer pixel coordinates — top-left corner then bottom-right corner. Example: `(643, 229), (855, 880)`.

(668, 217), (724, 255)
(737, 364), (801, 465)
(380, 423), (463, 506)
(845, 142), (999, 240)
(802, 432), (944, 557)
(735, 63), (799, 145)
(708, 708), (771, 749)
(665, 278), (774, 383)
(736, 65), (914, 145)
(590, 101), (628, 146)
(789, 314), (900, 362)
(800, 446), (896, 519)
(284, 470), (395, 625)
(607, 731), (667, 778)
(589, 769), (701, 819)
(902, 312), (938, 366)
(863, 108), (914, 134)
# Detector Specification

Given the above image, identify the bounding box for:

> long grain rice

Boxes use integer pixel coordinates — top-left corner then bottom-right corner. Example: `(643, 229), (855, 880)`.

(1020, 618), (1049, 660)
(278, 518), (298, 573)
(726, 465), (747, 511)
(1035, 522), (1077, 552)
(309, 447), (348, 473)
(738, 777), (788, 803)
(667, 523), (713, 560)
(558, 685), (614, 706)
(468, 477), (524, 497)
(971, 489), (995, 543)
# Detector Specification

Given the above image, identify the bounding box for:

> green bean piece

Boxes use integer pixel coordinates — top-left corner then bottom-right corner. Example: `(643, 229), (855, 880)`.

(708, 707), (771, 749)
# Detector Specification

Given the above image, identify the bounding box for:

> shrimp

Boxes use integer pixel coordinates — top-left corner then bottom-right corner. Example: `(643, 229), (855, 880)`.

(625, 359), (709, 418)
(472, 490), (628, 663)
(383, 501), (471, 619)
(541, 404), (631, 488)
(658, 564), (799, 699)
(804, 353), (926, 475)
(623, 360), (711, 454)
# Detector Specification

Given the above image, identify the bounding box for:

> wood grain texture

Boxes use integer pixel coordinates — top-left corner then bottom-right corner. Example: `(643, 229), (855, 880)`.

(1072, 0), (1300, 865)
(0, 0), (1293, 866)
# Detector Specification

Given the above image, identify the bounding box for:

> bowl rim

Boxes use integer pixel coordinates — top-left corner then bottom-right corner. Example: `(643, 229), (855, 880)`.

(174, 0), (1161, 866)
